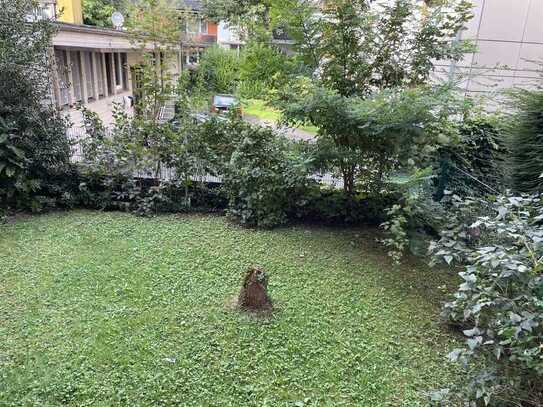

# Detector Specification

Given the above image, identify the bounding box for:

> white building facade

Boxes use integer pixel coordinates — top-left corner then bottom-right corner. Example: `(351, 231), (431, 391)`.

(453, 0), (543, 96)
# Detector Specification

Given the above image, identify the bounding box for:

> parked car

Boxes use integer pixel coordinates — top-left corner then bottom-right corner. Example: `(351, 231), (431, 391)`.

(211, 94), (242, 118)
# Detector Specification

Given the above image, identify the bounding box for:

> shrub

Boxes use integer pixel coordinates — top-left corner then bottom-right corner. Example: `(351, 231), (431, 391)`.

(239, 42), (302, 99)
(505, 89), (543, 194)
(429, 194), (543, 405)
(196, 46), (240, 94)
(435, 114), (506, 199)
(76, 104), (227, 216)
(0, 0), (72, 211)
(293, 186), (395, 225)
(221, 120), (311, 228)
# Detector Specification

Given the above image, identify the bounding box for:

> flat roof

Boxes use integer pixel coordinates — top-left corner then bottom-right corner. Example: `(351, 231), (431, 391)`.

(56, 22), (128, 37)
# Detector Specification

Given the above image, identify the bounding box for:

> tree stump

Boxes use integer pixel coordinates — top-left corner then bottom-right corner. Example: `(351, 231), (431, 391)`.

(238, 266), (272, 312)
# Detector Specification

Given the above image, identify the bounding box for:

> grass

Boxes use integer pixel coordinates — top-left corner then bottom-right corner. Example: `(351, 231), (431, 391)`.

(242, 99), (319, 135)
(0, 211), (459, 406)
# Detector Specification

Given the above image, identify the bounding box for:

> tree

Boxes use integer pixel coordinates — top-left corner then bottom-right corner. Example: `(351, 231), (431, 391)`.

(201, 0), (275, 38)
(196, 46), (239, 94)
(0, 0), (71, 211)
(82, 0), (125, 27)
(279, 81), (465, 196)
(238, 41), (304, 98)
(276, 0), (473, 198)
(505, 89), (543, 194)
(126, 0), (181, 122)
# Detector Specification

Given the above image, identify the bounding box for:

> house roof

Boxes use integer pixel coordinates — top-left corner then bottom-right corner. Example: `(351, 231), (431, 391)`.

(177, 0), (203, 11)
(55, 22), (128, 37)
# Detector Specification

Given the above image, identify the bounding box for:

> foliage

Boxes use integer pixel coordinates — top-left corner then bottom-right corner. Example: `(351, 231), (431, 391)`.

(429, 194), (543, 405)
(504, 89), (543, 194)
(195, 118), (312, 228)
(0, 0), (71, 211)
(279, 81), (466, 196)
(293, 186), (396, 225)
(126, 0), (181, 121)
(76, 104), (222, 216)
(274, 0), (473, 204)
(435, 114), (506, 199)
(238, 42), (303, 99)
(196, 46), (240, 94)
(1, 211), (461, 405)
(380, 168), (437, 263)
(379, 111), (507, 263)
(201, 0), (276, 39)
(82, 0), (125, 27)
(305, 0), (473, 97)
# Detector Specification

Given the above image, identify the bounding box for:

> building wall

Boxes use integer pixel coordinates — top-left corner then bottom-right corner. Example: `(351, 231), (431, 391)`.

(217, 21), (243, 51)
(453, 0), (543, 96)
(56, 0), (83, 24)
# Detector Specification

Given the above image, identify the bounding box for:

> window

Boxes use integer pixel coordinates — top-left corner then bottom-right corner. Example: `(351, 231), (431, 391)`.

(114, 53), (121, 89)
(28, 1), (56, 21)
(41, 2), (56, 19)
(96, 54), (105, 97)
(121, 53), (128, 91)
(200, 19), (208, 34)
(185, 16), (208, 34)
(186, 18), (198, 34)
(185, 48), (203, 65)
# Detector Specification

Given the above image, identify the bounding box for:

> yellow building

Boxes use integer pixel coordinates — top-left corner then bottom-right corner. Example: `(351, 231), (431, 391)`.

(37, 0), (183, 128)
(56, 0), (83, 24)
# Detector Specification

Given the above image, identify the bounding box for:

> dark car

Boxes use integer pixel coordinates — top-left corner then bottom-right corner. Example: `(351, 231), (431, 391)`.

(211, 94), (242, 118)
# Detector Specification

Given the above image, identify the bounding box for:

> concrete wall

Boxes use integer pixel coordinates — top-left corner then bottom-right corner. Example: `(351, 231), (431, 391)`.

(453, 0), (543, 96)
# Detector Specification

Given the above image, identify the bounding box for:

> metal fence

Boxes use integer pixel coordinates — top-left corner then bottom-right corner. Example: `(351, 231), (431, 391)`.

(67, 126), (342, 188)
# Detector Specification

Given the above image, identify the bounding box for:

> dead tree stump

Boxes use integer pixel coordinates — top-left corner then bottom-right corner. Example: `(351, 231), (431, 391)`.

(238, 266), (272, 312)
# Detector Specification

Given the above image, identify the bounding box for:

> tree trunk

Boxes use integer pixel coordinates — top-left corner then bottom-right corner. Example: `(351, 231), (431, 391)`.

(238, 266), (272, 312)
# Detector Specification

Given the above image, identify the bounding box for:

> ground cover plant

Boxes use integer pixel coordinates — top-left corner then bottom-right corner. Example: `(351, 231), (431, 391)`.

(429, 193), (543, 405)
(0, 211), (461, 406)
(243, 99), (318, 135)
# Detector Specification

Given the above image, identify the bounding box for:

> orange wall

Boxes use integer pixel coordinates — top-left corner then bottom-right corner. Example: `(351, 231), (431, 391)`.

(208, 22), (217, 35)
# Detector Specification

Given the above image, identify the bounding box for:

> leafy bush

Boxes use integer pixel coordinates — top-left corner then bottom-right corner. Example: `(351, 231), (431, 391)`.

(279, 81), (468, 197)
(196, 46), (240, 94)
(218, 120), (310, 228)
(380, 168), (440, 262)
(429, 194), (543, 405)
(239, 42), (302, 99)
(505, 89), (543, 194)
(435, 114), (506, 199)
(76, 104), (226, 216)
(293, 186), (396, 225)
(0, 0), (72, 211)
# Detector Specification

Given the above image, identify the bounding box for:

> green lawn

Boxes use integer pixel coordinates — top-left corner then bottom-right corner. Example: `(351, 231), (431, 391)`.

(0, 211), (458, 406)
(243, 99), (319, 135)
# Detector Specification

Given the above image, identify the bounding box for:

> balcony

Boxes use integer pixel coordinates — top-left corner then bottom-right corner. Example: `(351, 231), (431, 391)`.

(181, 33), (217, 46)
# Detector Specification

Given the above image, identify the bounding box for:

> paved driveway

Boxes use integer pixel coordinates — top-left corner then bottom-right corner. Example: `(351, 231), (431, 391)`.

(244, 115), (315, 142)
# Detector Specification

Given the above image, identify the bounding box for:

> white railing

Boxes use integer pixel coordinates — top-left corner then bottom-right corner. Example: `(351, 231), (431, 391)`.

(67, 126), (342, 188)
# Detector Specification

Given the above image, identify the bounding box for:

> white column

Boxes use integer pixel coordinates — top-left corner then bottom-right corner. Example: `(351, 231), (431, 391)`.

(79, 51), (88, 104)
(49, 47), (62, 108)
(91, 52), (100, 100)
(111, 53), (118, 95)
(101, 53), (109, 96)
(65, 51), (75, 106)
